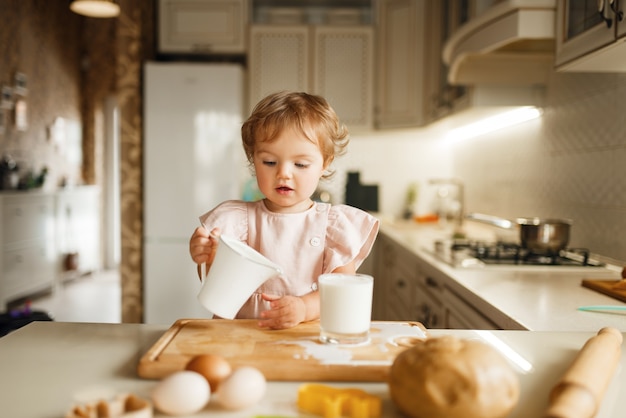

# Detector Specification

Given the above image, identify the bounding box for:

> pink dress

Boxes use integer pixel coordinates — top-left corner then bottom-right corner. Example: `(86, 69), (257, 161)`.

(199, 199), (379, 318)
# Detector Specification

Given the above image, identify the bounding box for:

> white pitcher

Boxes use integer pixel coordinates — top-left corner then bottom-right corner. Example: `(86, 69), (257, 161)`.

(197, 234), (282, 319)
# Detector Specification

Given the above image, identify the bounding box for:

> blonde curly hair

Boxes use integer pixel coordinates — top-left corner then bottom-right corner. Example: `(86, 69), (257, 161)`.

(241, 91), (349, 179)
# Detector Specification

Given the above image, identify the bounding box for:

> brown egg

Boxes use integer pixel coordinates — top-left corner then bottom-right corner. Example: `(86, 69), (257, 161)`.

(185, 354), (232, 391)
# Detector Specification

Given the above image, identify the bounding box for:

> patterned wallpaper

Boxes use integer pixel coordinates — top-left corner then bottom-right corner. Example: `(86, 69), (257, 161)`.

(116, 0), (152, 323)
(0, 2), (83, 187)
(0, 1), (152, 322)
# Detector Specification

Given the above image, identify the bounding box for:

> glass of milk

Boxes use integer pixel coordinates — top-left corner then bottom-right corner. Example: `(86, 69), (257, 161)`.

(318, 273), (374, 344)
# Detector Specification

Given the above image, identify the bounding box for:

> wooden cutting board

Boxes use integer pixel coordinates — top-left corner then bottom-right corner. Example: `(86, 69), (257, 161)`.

(582, 279), (626, 303)
(137, 319), (427, 382)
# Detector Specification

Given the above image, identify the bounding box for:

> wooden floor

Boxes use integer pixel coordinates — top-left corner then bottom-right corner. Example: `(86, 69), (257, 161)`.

(29, 270), (121, 323)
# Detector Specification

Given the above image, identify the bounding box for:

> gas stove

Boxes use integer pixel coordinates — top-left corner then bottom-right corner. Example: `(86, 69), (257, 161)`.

(431, 239), (608, 269)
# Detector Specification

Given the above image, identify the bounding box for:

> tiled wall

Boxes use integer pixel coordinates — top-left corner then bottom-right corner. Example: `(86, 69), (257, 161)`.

(339, 70), (626, 263)
(452, 71), (626, 262)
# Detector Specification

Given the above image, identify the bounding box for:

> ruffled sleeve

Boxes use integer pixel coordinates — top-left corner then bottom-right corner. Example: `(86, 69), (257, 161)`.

(198, 200), (249, 242)
(325, 204), (380, 272)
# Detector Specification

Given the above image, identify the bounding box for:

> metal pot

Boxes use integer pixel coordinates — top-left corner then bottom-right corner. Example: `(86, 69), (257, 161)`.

(516, 217), (572, 253)
(467, 213), (573, 253)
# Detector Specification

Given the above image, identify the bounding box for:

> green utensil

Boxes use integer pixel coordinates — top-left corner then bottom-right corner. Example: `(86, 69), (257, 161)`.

(577, 305), (626, 312)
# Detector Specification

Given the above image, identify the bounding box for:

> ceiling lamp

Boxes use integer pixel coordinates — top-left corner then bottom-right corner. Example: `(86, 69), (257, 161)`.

(70, 0), (120, 18)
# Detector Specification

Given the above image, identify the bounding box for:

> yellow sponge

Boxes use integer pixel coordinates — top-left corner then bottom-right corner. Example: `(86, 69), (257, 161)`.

(297, 383), (381, 418)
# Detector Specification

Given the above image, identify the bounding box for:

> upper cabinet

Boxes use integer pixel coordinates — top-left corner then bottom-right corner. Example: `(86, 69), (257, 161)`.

(158, 0), (248, 54)
(419, 0), (550, 127)
(312, 26), (374, 131)
(374, 0), (472, 128)
(248, 25), (310, 101)
(375, 0), (430, 129)
(249, 24), (374, 132)
(443, 0), (556, 86)
(556, 0), (626, 72)
(427, 0), (472, 122)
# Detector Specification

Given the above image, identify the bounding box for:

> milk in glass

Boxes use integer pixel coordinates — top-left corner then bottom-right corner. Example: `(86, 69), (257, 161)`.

(318, 274), (373, 344)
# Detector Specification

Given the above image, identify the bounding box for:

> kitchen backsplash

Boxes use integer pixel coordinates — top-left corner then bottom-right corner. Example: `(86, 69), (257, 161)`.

(451, 71), (626, 262)
(339, 71), (626, 263)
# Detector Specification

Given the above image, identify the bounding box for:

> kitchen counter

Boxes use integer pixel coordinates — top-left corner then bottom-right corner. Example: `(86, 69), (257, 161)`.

(378, 220), (625, 332)
(1, 321), (625, 417)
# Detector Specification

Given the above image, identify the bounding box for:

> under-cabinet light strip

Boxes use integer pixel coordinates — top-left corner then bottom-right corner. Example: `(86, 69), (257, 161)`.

(446, 106), (543, 141)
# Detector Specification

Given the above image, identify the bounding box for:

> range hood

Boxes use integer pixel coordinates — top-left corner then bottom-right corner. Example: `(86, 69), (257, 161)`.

(443, 0), (556, 86)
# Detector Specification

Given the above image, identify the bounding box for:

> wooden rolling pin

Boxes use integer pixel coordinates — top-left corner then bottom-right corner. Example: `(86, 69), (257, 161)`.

(544, 327), (623, 418)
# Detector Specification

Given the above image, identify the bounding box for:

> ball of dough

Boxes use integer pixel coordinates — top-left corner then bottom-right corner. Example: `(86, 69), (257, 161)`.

(388, 336), (520, 418)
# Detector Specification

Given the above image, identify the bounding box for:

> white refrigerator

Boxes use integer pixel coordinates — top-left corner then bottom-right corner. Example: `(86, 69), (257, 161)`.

(143, 62), (245, 324)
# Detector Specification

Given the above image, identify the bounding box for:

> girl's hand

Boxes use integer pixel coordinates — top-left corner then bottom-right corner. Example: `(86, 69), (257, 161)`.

(257, 294), (306, 330)
(189, 226), (220, 278)
(258, 290), (320, 330)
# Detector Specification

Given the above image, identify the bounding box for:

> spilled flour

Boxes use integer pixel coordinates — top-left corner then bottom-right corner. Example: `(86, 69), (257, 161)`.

(273, 322), (427, 366)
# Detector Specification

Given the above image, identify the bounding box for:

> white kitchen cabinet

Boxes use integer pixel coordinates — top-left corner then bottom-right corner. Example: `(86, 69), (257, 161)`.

(55, 186), (102, 277)
(0, 193), (56, 308)
(312, 26), (373, 130)
(158, 0), (248, 54)
(556, 0), (626, 72)
(248, 24), (374, 131)
(248, 25), (310, 107)
(375, 0), (430, 128)
(0, 188), (102, 309)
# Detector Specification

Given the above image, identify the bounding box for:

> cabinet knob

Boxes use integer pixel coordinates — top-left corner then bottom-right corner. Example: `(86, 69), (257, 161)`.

(425, 276), (439, 288)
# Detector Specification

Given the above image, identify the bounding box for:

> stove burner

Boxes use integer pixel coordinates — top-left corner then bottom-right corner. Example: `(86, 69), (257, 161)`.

(450, 240), (603, 267)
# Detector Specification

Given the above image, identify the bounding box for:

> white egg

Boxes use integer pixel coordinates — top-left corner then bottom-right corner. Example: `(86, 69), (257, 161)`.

(217, 366), (267, 410)
(152, 370), (210, 416)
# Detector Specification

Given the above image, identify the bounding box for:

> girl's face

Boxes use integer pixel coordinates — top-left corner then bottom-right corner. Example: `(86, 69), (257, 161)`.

(253, 126), (326, 213)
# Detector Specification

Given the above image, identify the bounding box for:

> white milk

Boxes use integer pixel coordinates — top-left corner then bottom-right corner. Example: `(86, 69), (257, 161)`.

(319, 274), (373, 344)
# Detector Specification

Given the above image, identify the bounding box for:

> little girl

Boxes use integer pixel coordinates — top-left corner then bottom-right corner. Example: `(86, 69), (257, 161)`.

(189, 91), (379, 330)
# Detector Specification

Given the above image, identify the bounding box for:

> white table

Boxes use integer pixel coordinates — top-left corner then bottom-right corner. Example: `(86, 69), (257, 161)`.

(0, 321), (624, 417)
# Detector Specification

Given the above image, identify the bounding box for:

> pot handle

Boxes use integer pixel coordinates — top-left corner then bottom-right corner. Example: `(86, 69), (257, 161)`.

(466, 213), (517, 230)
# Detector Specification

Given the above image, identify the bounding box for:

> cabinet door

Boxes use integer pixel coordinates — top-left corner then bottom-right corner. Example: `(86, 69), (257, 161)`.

(248, 26), (310, 112)
(376, 0), (428, 128)
(312, 26), (374, 131)
(372, 236), (391, 320)
(158, 0), (247, 54)
(56, 188), (102, 274)
(414, 283), (445, 328)
(1, 194), (56, 305)
(443, 287), (498, 330)
(618, 1), (626, 39)
(425, 0), (470, 121)
(2, 195), (54, 246)
(3, 244), (54, 300)
(414, 274), (445, 328)
(555, 0), (616, 67)
(384, 239), (421, 321)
